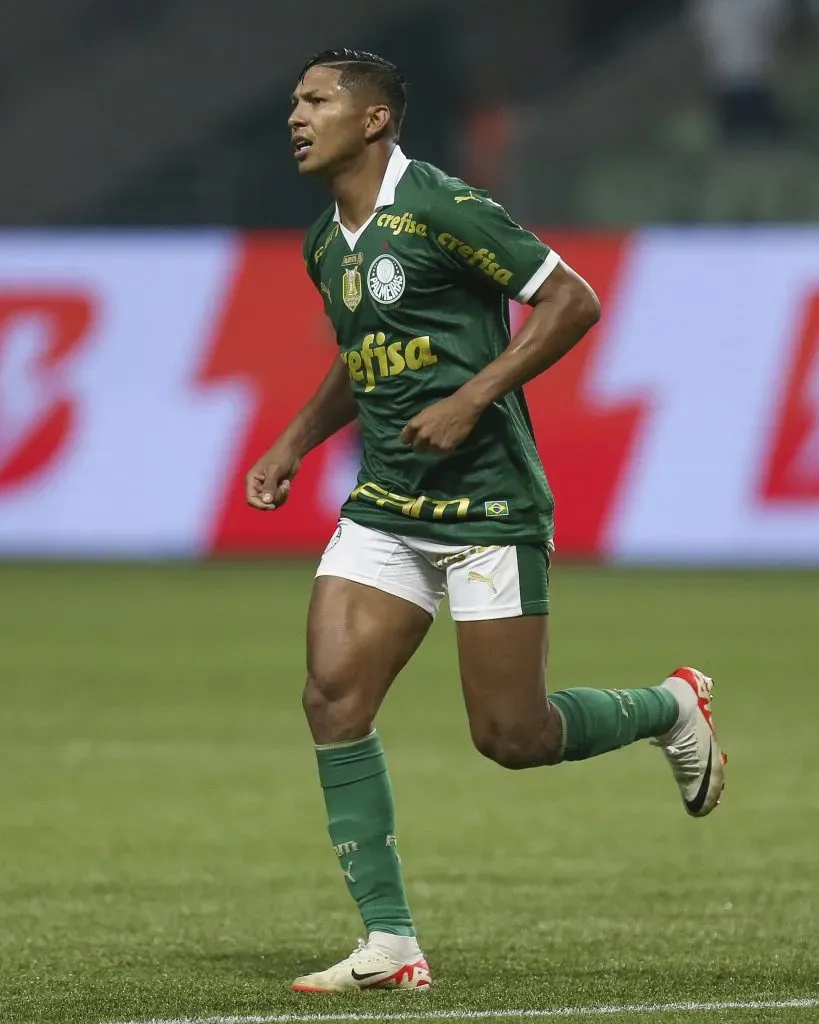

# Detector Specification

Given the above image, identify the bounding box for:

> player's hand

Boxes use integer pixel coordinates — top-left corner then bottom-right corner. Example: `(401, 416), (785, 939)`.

(400, 393), (482, 455)
(245, 443), (301, 511)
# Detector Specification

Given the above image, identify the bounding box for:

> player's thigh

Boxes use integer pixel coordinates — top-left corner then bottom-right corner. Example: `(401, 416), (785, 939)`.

(456, 614), (550, 738)
(305, 519), (443, 741)
(449, 543), (553, 737)
(306, 575), (431, 706)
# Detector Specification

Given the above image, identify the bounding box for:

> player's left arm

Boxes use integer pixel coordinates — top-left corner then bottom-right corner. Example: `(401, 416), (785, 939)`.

(401, 187), (600, 454)
(458, 260), (600, 411)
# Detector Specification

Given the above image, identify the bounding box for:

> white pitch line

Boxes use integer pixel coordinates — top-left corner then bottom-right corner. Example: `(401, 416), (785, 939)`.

(105, 997), (819, 1024)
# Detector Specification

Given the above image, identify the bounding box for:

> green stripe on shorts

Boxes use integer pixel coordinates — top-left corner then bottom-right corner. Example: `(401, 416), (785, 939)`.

(516, 543), (550, 615)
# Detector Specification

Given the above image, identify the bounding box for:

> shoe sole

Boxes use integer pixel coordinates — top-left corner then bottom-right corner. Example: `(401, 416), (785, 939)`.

(684, 729), (726, 817)
(291, 982), (431, 993)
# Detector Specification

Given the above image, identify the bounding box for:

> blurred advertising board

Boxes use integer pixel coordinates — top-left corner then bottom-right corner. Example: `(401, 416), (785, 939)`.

(0, 229), (817, 563)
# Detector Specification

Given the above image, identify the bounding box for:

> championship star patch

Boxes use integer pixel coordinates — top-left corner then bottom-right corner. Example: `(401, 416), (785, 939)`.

(485, 500), (509, 517)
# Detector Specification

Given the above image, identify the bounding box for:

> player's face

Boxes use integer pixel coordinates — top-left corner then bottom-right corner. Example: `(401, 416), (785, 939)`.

(288, 66), (370, 176)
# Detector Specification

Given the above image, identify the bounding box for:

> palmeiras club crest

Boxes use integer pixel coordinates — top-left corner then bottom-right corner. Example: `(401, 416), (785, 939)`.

(367, 254), (406, 305)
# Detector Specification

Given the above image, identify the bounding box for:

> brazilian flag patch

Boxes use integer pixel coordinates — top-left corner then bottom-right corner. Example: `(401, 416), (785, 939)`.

(484, 500), (509, 517)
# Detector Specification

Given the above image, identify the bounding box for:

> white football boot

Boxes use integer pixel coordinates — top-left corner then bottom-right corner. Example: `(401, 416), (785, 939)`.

(291, 937), (431, 993)
(653, 666), (727, 817)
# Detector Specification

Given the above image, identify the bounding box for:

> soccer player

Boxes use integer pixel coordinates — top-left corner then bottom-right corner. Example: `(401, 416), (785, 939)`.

(246, 49), (727, 993)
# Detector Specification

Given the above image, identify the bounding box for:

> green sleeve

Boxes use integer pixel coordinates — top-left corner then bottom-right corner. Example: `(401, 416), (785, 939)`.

(428, 183), (559, 303)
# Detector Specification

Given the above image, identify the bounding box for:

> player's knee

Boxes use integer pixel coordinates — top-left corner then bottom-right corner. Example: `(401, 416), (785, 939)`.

(483, 740), (560, 770)
(472, 722), (562, 770)
(302, 672), (372, 742)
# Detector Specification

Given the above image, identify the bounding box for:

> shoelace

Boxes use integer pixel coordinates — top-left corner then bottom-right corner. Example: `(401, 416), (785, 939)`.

(344, 938), (389, 966)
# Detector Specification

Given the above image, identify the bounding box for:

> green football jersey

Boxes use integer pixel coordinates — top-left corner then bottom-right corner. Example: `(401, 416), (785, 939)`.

(303, 147), (558, 546)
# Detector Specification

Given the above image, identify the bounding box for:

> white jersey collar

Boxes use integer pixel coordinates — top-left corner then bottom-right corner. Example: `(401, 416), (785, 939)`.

(332, 145), (411, 247)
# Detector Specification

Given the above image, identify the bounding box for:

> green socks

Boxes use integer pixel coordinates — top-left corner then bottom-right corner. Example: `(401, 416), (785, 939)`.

(314, 693), (677, 931)
(315, 731), (414, 936)
(550, 685), (679, 761)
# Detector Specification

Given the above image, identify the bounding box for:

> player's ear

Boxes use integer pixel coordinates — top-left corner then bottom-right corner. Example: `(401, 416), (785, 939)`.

(364, 104), (391, 140)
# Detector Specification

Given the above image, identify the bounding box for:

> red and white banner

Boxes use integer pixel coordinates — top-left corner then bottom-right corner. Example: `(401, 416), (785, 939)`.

(1, 229), (818, 563)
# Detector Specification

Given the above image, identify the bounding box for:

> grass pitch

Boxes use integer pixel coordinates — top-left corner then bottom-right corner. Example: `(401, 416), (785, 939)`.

(1, 562), (818, 1024)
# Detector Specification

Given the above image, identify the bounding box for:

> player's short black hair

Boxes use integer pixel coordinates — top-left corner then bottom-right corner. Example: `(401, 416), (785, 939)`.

(299, 48), (407, 138)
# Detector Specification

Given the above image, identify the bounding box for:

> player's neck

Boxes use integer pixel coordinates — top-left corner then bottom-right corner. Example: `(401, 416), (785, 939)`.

(330, 143), (394, 234)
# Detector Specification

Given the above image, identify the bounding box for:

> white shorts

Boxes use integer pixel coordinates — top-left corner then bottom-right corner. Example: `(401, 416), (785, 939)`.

(315, 518), (550, 621)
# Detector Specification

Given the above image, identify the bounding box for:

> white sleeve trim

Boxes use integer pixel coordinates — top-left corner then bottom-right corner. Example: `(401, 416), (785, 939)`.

(515, 249), (561, 304)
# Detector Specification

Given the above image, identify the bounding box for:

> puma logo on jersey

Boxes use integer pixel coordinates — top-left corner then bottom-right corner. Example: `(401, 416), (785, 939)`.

(453, 191), (502, 207)
(467, 570), (497, 594)
(320, 281), (332, 303)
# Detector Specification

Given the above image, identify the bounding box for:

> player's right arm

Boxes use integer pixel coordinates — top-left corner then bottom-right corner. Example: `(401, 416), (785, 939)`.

(246, 217), (356, 511)
(245, 356), (356, 511)
(247, 219), (355, 511)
